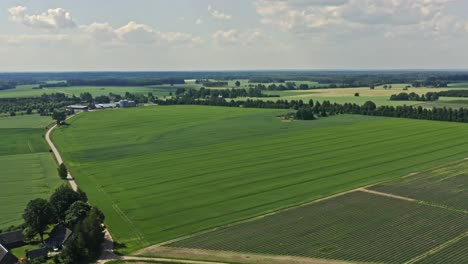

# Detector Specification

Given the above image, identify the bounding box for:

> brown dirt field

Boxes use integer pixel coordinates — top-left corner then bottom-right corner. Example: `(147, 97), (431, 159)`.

(135, 246), (358, 264)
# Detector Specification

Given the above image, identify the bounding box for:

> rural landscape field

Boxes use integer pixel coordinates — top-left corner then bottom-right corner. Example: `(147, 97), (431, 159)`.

(2, 1), (468, 263)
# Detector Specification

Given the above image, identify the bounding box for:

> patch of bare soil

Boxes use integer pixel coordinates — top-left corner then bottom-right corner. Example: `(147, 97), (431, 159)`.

(135, 246), (357, 264)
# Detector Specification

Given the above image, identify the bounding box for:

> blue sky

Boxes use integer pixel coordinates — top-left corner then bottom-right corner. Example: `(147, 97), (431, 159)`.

(1, 0), (468, 71)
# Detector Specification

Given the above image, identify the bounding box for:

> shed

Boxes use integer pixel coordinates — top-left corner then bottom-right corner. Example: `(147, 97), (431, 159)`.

(26, 247), (48, 260)
(66, 105), (89, 112)
(0, 244), (18, 264)
(44, 224), (72, 250)
(0, 230), (24, 249)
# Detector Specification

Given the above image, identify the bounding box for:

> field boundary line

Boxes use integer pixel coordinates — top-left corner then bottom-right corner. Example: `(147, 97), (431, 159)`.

(403, 231), (468, 264)
(358, 188), (417, 202)
(137, 184), (377, 252)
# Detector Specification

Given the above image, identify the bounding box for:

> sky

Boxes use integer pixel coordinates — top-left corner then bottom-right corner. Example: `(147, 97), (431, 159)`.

(1, 0), (468, 71)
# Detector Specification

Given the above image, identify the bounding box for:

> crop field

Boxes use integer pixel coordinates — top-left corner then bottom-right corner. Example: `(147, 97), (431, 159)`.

(168, 191), (468, 264)
(0, 84), (180, 98)
(0, 115), (62, 229)
(415, 235), (468, 264)
(370, 160), (468, 211)
(50, 105), (468, 253)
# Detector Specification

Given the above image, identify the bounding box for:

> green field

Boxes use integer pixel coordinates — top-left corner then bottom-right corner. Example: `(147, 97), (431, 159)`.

(0, 115), (62, 229)
(51, 105), (468, 253)
(370, 160), (468, 211)
(0, 84), (180, 98)
(415, 235), (468, 264)
(168, 191), (468, 263)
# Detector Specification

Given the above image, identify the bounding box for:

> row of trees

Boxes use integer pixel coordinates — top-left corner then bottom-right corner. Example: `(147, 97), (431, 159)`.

(0, 93), (81, 116)
(23, 185), (105, 264)
(174, 87), (277, 98)
(390, 92), (440, 101)
(67, 78), (185, 86)
(155, 95), (468, 124)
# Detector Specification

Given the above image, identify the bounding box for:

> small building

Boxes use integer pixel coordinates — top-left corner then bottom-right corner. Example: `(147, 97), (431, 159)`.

(0, 244), (18, 264)
(118, 99), (136, 108)
(25, 247), (48, 261)
(66, 105), (89, 112)
(44, 224), (72, 250)
(0, 231), (24, 249)
(95, 103), (117, 109)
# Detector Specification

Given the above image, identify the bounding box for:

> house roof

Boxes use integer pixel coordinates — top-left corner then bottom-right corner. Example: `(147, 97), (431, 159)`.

(44, 224), (72, 248)
(0, 244), (17, 264)
(66, 105), (88, 109)
(26, 247), (48, 260)
(0, 231), (23, 246)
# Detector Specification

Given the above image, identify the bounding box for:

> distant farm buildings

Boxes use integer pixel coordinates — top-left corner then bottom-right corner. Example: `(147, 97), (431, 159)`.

(66, 105), (89, 112)
(118, 99), (136, 108)
(95, 103), (117, 109)
(44, 224), (72, 250)
(0, 244), (17, 264)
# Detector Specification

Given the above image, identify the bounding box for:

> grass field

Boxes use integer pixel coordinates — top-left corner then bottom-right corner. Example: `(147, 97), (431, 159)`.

(168, 191), (468, 264)
(0, 115), (62, 229)
(51, 105), (468, 253)
(0, 84), (180, 98)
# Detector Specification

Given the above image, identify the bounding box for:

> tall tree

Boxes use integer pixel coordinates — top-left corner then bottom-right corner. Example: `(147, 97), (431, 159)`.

(50, 185), (83, 222)
(23, 199), (53, 242)
(235, 80), (241, 87)
(57, 163), (68, 179)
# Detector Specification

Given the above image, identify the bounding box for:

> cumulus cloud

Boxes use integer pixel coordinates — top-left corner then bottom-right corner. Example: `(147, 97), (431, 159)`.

(208, 5), (232, 20)
(212, 29), (264, 45)
(80, 21), (202, 46)
(8, 5), (76, 29)
(255, 0), (464, 38)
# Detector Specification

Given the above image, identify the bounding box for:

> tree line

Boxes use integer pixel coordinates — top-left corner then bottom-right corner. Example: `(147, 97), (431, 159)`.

(390, 92), (440, 101)
(67, 78), (185, 86)
(175, 87), (278, 98)
(21, 185), (105, 263)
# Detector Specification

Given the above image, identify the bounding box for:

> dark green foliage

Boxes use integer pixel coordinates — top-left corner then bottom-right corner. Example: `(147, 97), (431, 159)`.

(49, 185), (83, 222)
(235, 81), (241, 87)
(175, 87), (276, 99)
(295, 108), (315, 120)
(64, 201), (91, 227)
(57, 163), (68, 179)
(0, 93), (80, 115)
(390, 92), (439, 102)
(52, 111), (66, 125)
(23, 198), (53, 242)
(62, 207), (105, 264)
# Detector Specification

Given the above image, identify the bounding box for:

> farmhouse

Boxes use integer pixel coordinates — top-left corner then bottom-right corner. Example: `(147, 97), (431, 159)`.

(66, 105), (89, 112)
(25, 247), (48, 261)
(44, 224), (72, 250)
(0, 244), (17, 264)
(0, 231), (23, 249)
(118, 99), (136, 108)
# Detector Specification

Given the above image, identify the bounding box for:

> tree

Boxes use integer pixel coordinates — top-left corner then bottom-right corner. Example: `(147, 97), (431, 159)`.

(235, 81), (241, 87)
(62, 207), (105, 263)
(50, 185), (84, 222)
(362, 101), (377, 111)
(65, 201), (91, 227)
(58, 163), (68, 179)
(10, 111), (15, 116)
(52, 111), (66, 125)
(354, 92), (360, 97)
(23, 199), (53, 242)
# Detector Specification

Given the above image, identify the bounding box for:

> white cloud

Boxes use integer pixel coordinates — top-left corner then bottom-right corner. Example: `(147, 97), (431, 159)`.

(255, 0), (464, 38)
(212, 29), (264, 45)
(8, 5), (76, 29)
(208, 5), (232, 20)
(80, 21), (202, 46)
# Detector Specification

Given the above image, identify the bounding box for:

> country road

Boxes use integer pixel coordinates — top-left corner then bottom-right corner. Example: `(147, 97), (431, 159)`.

(45, 118), (117, 263)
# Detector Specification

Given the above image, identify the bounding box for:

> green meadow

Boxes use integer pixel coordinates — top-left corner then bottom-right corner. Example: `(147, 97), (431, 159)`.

(52, 106), (468, 253)
(0, 115), (62, 229)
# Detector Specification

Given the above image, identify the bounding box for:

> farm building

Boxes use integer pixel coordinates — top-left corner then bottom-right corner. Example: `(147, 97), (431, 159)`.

(118, 99), (136, 108)
(0, 231), (23, 249)
(0, 244), (17, 264)
(95, 103), (117, 109)
(66, 105), (89, 112)
(25, 247), (48, 261)
(44, 224), (72, 250)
